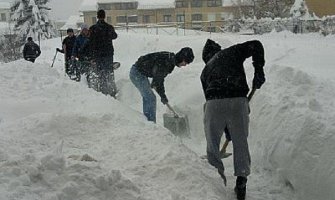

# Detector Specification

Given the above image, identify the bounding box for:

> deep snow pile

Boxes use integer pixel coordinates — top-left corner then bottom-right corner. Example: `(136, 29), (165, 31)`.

(0, 30), (334, 200)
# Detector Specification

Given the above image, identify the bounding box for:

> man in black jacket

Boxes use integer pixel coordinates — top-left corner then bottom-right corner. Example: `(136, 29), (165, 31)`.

(129, 47), (194, 123)
(23, 37), (41, 63)
(59, 28), (76, 76)
(201, 39), (265, 200)
(89, 9), (118, 97)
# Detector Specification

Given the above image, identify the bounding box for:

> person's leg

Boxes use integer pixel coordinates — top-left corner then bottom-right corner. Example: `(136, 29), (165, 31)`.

(226, 97), (250, 200)
(129, 65), (156, 122)
(98, 58), (117, 97)
(227, 97), (250, 177)
(204, 99), (227, 184)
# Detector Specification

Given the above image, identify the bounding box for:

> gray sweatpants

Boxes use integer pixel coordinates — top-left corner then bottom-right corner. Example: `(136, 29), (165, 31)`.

(204, 98), (251, 177)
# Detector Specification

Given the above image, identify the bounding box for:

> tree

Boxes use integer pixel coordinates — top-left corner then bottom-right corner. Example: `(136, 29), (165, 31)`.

(290, 0), (311, 18)
(0, 22), (22, 62)
(251, 0), (295, 19)
(11, 0), (56, 45)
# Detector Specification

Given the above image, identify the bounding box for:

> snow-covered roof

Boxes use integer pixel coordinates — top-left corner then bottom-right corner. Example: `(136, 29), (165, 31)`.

(60, 15), (84, 31)
(79, 0), (98, 12)
(98, 0), (174, 5)
(222, 0), (253, 7)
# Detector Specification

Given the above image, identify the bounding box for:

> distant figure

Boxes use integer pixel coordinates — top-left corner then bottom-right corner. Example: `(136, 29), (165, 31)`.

(60, 28), (76, 76)
(23, 37), (41, 63)
(71, 24), (90, 81)
(89, 9), (118, 97)
(129, 47), (194, 123)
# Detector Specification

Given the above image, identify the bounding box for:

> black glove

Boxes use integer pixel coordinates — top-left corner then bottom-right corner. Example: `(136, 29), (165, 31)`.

(253, 69), (265, 89)
(56, 48), (64, 53)
(161, 95), (168, 105)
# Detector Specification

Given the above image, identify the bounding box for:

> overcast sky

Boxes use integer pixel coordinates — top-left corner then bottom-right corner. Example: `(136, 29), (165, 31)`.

(48, 0), (84, 21)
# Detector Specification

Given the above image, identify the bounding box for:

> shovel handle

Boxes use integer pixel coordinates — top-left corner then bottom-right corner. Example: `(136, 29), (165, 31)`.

(247, 87), (256, 102)
(166, 103), (179, 118)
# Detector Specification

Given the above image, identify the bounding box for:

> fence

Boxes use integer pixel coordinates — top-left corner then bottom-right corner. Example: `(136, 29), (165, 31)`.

(114, 17), (335, 36)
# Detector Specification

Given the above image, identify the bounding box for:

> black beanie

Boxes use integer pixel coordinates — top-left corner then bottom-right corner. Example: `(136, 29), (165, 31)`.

(67, 28), (74, 33)
(175, 47), (194, 64)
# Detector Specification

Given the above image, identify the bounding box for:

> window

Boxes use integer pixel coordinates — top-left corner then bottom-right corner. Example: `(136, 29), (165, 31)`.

(91, 17), (96, 24)
(128, 15), (138, 23)
(163, 15), (172, 22)
(192, 14), (202, 21)
(207, 13), (216, 21)
(114, 2), (137, 10)
(191, 0), (202, 7)
(99, 4), (111, 10)
(207, 0), (222, 7)
(176, 1), (188, 8)
(143, 15), (150, 23)
(176, 14), (185, 22)
(107, 16), (112, 23)
(0, 13), (6, 21)
(116, 16), (127, 23)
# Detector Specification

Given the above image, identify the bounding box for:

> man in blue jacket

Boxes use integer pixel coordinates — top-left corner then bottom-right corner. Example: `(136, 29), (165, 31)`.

(201, 39), (265, 200)
(72, 24), (90, 81)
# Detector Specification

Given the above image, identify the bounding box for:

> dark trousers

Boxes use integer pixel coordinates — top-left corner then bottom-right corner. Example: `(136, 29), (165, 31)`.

(96, 57), (117, 97)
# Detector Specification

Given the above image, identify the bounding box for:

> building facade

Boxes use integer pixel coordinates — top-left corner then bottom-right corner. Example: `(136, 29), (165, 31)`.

(81, 0), (253, 31)
(305, 0), (335, 17)
(0, 2), (11, 23)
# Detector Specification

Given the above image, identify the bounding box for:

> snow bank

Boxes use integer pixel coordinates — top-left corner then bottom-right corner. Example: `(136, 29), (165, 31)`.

(250, 65), (335, 200)
(0, 30), (335, 200)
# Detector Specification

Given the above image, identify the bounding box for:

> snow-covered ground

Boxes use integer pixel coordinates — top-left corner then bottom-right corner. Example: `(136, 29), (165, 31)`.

(0, 30), (334, 200)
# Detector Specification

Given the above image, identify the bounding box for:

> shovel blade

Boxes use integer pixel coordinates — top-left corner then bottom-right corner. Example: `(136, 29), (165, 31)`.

(163, 113), (190, 137)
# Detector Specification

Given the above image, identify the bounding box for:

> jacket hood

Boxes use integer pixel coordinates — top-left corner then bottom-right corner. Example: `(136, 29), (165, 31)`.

(202, 39), (221, 64)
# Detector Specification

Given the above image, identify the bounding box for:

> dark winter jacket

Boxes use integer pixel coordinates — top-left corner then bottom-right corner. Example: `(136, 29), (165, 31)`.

(62, 35), (76, 59)
(89, 20), (117, 59)
(23, 41), (41, 59)
(200, 40), (265, 100)
(134, 52), (176, 100)
(72, 34), (89, 60)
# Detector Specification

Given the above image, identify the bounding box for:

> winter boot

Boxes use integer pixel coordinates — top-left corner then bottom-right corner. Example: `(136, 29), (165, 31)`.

(234, 176), (247, 200)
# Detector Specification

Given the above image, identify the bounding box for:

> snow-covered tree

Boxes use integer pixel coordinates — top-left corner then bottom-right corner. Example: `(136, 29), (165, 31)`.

(251, 0), (295, 19)
(290, 0), (312, 19)
(11, 0), (56, 44)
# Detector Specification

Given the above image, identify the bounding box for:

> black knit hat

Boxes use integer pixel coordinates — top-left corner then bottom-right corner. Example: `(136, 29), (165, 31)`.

(97, 9), (106, 19)
(176, 47), (194, 64)
(67, 28), (74, 33)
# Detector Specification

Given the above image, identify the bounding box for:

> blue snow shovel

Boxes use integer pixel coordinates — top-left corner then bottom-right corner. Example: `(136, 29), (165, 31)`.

(163, 103), (190, 137)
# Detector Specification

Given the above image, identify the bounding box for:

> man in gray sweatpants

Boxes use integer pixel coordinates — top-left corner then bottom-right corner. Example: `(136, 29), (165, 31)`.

(201, 39), (265, 200)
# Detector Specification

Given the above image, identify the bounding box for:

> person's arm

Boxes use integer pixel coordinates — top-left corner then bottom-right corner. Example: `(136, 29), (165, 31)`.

(23, 44), (27, 58)
(151, 68), (168, 104)
(237, 40), (265, 89)
(109, 25), (117, 40)
(36, 44), (41, 57)
(72, 38), (79, 58)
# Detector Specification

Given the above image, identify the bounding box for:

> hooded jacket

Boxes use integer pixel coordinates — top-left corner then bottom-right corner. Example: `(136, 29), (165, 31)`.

(134, 52), (176, 100)
(23, 41), (41, 59)
(200, 39), (265, 100)
(89, 20), (117, 59)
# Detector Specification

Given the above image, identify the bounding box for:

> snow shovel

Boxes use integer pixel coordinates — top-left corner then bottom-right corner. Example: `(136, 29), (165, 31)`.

(163, 103), (190, 137)
(50, 50), (58, 68)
